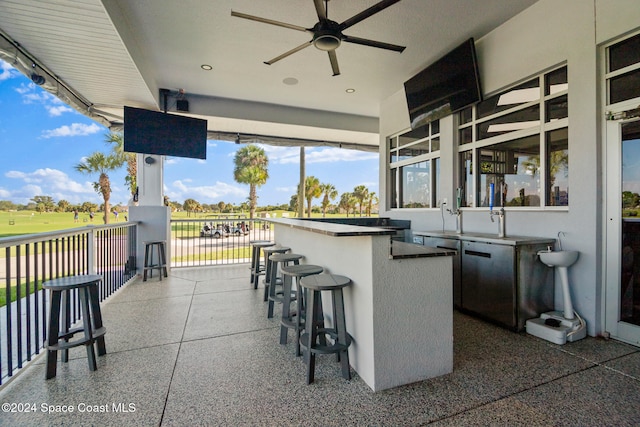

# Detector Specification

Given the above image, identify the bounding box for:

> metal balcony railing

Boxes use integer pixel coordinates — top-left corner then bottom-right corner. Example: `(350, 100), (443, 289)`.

(170, 218), (273, 267)
(0, 222), (137, 384)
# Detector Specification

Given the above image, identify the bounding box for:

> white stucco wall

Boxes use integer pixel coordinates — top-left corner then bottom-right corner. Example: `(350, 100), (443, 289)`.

(379, 0), (640, 337)
(273, 224), (453, 391)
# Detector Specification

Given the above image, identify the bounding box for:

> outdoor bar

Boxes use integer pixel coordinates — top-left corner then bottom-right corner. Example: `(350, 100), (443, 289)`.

(271, 218), (454, 391)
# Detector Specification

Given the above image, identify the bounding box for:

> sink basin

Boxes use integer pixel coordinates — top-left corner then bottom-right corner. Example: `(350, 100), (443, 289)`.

(537, 250), (579, 267)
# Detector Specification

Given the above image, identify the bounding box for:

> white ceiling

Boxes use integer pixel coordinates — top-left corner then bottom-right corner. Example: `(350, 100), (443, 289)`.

(0, 0), (539, 149)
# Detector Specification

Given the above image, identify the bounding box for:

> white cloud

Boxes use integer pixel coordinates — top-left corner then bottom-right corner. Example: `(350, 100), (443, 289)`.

(305, 147), (378, 164)
(6, 168), (95, 201)
(261, 145), (378, 165)
(166, 180), (246, 203)
(0, 187), (11, 198)
(13, 78), (77, 117)
(0, 60), (20, 81)
(47, 104), (74, 116)
(41, 123), (102, 138)
(276, 186), (297, 193)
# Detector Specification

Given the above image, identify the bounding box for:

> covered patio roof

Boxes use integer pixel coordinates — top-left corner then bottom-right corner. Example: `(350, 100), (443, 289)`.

(0, 0), (538, 151)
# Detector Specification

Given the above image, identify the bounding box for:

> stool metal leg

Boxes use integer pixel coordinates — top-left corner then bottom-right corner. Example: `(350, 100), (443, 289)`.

(88, 283), (106, 356)
(334, 290), (351, 380)
(79, 287), (97, 371)
(305, 289), (322, 384)
(60, 290), (70, 363)
(279, 274), (294, 345)
(46, 290), (62, 379)
(143, 245), (150, 281)
(267, 261), (279, 318)
(159, 242), (168, 278)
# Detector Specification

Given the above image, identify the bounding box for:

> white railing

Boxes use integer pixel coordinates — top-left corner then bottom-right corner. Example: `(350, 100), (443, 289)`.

(170, 218), (273, 267)
(0, 222), (138, 384)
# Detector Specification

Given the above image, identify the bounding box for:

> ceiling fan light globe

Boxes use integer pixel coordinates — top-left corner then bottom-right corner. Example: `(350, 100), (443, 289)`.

(313, 34), (341, 51)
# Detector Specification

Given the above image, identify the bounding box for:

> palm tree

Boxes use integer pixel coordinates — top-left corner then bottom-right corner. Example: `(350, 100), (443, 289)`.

(183, 198), (201, 217)
(233, 145), (269, 219)
(366, 192), (378, 216)
(105, 132), (137, 199)
(339, 192), (357, 217)
(75, 152), (122, 224)
(304, 175), (322, 218)
(320, 183), (338, 217)
(353, 185), (369, 217)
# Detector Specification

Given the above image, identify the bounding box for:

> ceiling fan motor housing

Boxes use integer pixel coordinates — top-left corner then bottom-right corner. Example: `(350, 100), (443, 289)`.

(312, 20), (342, 51)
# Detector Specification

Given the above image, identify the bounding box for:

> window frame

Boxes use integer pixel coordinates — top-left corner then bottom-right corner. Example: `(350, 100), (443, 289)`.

(457, 65), (569, 210)
(388, 121), (441, 209)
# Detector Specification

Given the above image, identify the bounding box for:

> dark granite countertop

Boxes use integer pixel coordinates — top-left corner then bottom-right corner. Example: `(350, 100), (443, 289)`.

(390, 241), (455, 259)
(269, 218), (396, 237)
(413, 230), (555, 246)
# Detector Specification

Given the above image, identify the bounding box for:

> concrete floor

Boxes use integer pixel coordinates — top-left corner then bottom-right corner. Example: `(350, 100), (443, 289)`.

(1, 264), (639, 426)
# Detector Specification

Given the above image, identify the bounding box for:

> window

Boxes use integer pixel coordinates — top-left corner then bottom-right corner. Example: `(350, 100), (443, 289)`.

(607, 33), (640, 106)
(458, 66), (568, 208)
(389, 121), (440, 208)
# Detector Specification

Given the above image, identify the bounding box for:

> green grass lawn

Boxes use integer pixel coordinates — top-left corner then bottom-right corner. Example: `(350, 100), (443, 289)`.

(0, 210), (99, 238)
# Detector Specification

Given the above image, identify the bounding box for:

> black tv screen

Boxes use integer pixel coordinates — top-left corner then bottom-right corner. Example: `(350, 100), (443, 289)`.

(404, 38), (482, 129)
(124, 106), (207, 160)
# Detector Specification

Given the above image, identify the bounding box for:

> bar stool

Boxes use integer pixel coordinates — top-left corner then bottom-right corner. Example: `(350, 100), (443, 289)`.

(261, 246), (291, 301)
(280, 264), (323, 356)
(143, 240), (168, 281)
(43, 274), (107, 379)
(249, 240), (274, 289)
(267, 253), (303, 318)
(299, 274), (352, 384)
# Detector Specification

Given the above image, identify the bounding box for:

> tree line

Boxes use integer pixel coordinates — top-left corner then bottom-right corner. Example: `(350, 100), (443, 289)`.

(0, 136), (377, 220)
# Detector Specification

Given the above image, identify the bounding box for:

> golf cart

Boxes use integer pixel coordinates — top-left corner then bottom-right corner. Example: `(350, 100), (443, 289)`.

(200, 222), (229, 239)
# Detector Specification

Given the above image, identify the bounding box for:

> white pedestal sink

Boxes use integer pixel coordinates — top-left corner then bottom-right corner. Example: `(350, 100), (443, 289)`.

(526, 250), (586, 344)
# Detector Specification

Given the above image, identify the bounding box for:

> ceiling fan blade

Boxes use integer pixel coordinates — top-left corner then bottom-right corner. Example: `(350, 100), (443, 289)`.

(342, 34), (405, 52)
(339, 0), (401, 31)
(313, 0), (327, 20)
(328, 50), (340, 76)
(231, 10), (309, 33)
(264, 41), (313, 65)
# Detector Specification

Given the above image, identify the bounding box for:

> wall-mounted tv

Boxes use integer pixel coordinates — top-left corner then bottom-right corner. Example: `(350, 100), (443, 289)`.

(124, 106), (207, 160)
(404, 38), (482, 129)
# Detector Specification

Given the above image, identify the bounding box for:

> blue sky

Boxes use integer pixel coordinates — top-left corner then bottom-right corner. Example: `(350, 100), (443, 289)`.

(0, 59), (379, 208)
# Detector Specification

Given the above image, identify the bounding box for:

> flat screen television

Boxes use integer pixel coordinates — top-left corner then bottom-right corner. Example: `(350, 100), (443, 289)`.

(404, 38), (482, 129)
(124, 106), (207, 160)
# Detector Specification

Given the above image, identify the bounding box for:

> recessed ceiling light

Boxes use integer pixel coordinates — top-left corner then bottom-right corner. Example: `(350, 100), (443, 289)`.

(345, 88), (355, 93)
(283, 77), (299, 85)
(201, 64), (213, 71)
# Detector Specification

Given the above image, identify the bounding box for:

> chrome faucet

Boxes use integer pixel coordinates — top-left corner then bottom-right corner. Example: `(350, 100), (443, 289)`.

(446, 187), (464, 234)
(446, 207), (462, 234)
(557, 231), (565, 250)
(489, 182), (506, 238)
(490, 207), (506, 238)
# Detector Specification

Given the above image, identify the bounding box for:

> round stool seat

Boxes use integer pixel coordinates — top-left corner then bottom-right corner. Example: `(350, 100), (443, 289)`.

(281, 264), (324, 277)
(251, 241), (275, 248)
(270, 253), (304, 263)
(42, 274), (102, 291)
(299, 274), (351, 291)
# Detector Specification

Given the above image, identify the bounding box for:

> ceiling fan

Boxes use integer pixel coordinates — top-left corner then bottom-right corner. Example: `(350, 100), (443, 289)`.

(231, 0), (405, 76)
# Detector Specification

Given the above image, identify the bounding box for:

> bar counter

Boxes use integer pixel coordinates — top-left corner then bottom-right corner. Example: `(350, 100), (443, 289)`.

(270, 218), (454, 391)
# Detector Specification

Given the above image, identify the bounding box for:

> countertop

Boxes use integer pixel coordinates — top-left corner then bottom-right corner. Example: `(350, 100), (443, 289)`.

(413, 230), (556, 246)
(269, 218), (396, 237)
(390, 241), (456, 259)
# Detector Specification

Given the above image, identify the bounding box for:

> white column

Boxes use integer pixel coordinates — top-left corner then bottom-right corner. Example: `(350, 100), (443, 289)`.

(136, 153), (164, 206)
